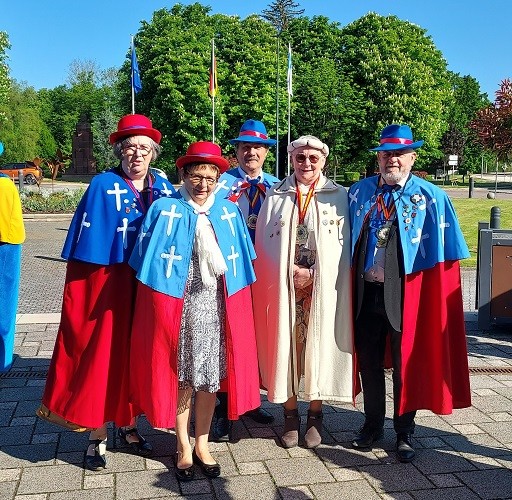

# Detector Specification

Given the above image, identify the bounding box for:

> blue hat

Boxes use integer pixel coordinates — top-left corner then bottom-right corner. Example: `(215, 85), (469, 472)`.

(229, 119), (277, 146)
(369, 124), (424, 151)
(0, 142), (3, 156)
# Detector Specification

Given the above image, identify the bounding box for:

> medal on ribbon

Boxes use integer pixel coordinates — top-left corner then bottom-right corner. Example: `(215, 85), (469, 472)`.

(376, 221), (392, 247)
(294, 178), (317, 245)
(296, 224), (308, 244)
(247, 213), (258, 229)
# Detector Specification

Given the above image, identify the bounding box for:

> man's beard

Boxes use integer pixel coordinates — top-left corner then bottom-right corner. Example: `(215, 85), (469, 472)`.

(382, 170), (408, 184)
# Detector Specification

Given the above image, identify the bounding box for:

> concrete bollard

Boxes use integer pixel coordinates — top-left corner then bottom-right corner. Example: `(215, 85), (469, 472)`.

(469, 176), (474, 198)
(490, 206), (501, 229)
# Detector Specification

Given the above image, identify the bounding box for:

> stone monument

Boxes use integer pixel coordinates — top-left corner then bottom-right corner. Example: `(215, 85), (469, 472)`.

(64, 116), (97, 181)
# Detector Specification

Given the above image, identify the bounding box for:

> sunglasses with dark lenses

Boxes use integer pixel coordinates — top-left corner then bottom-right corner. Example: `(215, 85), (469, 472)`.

(294, 153), (323, 164)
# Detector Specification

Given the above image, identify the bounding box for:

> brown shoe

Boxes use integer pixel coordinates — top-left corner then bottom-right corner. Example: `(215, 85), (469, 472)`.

(281, 408), (300, 448)
(304, 410), (323, 448)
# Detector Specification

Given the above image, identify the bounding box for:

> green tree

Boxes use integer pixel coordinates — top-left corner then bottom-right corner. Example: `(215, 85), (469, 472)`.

(121, 3), (278, 176)
(286, 16), (366, 174)
(442, 73), (490, 176)
(0, 82), (52, 163)
(0, 31), (10, 113)
(337, 13), (452, 170)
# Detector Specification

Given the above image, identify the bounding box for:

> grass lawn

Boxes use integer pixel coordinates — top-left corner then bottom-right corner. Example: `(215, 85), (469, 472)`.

(451, 198), (512, 267)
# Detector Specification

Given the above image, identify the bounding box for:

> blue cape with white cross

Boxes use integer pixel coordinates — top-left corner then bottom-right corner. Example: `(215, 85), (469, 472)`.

(348, 174), (469, 275)
(62, 168), (175, 265)
(214, 167), (279, 243)
(129, 192), (256, 298)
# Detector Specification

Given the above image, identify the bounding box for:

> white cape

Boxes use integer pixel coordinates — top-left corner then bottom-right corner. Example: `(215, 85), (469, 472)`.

(253, 174), (354, 403)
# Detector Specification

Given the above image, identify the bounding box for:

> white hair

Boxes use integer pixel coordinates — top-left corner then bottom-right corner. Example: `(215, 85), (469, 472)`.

(287, 135), (329, 157)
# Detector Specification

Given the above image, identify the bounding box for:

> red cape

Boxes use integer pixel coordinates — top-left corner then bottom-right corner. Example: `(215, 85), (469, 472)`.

(399, 260), (471, 414)
(42, 262), (140, 428)
(130, 282), (261, 429)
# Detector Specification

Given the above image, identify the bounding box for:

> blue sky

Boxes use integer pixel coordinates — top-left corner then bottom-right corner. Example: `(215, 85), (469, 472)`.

(3, 0), (511, 99)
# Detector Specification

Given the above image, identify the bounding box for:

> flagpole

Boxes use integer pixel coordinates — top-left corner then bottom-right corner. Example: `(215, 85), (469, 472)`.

(275, 36), (280, 178)
(287, 43), (292, 176)
(131, 35), (135, 114)
(287, 91), (291, 176)
(212, 39), (215, 142)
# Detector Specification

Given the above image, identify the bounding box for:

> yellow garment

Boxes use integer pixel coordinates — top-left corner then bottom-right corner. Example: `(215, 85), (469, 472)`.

(0, 176), (25, 244)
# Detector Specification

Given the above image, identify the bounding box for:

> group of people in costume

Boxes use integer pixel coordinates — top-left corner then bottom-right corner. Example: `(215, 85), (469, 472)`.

(35, 114), (471, 480)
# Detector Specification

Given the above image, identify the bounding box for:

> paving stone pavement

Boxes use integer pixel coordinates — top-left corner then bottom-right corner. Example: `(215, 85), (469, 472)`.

(2, 217), (512, 499)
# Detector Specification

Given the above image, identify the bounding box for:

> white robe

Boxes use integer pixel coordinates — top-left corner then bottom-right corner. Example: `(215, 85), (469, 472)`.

(253, 174), (353, 404)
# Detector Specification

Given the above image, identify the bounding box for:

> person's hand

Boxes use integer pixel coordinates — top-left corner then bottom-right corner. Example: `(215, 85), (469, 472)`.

(293, 265), (313, 290)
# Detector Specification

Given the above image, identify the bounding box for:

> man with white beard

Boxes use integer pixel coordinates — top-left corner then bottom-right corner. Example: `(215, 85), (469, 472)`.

(348, 124), (471, 463)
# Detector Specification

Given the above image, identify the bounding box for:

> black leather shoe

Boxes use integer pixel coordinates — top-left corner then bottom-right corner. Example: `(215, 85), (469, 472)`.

(192, 448), (221, 478)
(212, 415), (232, 442)
(84, 439), (107, 471)
(396, 433), (415, 462)
(174, 452), (195, 482)
(351, 426), (384, 449)
(118, 427), (153, 457)
(244, 407), (274, 424)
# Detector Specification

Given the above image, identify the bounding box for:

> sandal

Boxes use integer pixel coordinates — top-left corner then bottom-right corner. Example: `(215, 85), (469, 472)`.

(117, 427), (153, 457)
(84, 439), (107, 471)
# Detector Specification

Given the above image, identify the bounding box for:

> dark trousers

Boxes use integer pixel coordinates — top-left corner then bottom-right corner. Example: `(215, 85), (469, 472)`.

(355, 282), (415, 435)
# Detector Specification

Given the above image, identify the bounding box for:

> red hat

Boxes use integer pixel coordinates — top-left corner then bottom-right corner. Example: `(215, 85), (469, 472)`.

(109, 114), (162, 144)
(176, 141), (230, 173)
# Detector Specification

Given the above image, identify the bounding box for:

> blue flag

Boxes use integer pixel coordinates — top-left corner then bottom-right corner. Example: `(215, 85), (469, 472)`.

(131, 42), (142, 94)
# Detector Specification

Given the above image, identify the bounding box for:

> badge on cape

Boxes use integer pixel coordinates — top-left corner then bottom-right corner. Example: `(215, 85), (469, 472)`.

(410, 193), (422, 204)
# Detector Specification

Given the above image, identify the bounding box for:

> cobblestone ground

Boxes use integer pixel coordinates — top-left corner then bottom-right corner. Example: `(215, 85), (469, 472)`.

(18, 218), (70, 315)
(4, 216), (512, 499)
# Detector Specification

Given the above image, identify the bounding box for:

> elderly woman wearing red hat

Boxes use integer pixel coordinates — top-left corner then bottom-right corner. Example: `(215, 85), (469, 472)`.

(38, 114), (175, 471)
(128, 141), (260, 481)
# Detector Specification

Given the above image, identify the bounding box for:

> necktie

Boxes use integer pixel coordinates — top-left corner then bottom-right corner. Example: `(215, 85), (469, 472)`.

(364, 184), (397, 272)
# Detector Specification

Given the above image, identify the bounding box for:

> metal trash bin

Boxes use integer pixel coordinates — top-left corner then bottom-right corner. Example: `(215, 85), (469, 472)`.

(477, 227), (512, 330)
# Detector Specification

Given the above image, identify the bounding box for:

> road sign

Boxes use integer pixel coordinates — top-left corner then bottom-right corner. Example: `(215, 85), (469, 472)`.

(448, 155), (458, 166)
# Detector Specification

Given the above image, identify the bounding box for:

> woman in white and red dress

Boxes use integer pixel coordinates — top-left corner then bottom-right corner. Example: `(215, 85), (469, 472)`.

(129, 141), (260, 481)
(40, 114), (175, 470)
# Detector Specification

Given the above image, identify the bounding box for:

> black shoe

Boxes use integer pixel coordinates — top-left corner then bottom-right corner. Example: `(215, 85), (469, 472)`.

(117, 427), (153, 457)
(192, 448), (221, 478)
(174, 452), (195, 482)
(244, 407), (274, 424)
(396, 433), (415, 462)
(351, 426), (384, 449)
(84, 439), (107, 471)
(212, 415), (232, 442)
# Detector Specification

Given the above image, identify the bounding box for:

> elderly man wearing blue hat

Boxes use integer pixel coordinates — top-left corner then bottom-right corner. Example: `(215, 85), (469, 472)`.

(212, 119), (279, 441)
(348, 124), (471, 463)
(0, 140), (26, 372)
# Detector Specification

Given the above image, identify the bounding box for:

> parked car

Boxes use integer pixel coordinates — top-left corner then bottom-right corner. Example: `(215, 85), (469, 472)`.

(0, 162), (43, 185)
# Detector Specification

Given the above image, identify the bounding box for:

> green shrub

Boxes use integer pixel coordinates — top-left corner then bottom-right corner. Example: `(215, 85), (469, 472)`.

(344, 171), (361, 182)
(21, 189), (85, 213)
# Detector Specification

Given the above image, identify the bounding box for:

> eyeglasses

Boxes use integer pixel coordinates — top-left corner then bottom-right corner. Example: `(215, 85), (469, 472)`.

(379, 150), (412, 159)
(294, 153), (324, 164)
(123, 144), (152, 157)
(188, 174), (217, 186)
